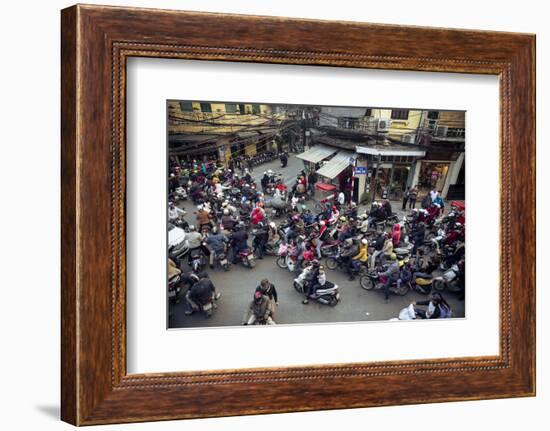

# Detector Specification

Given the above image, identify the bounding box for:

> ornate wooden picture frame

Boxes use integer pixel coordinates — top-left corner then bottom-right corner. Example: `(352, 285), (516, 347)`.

(61, 4), (535, 425)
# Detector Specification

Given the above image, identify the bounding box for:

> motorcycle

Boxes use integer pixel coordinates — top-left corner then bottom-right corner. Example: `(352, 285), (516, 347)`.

(188, 246), (205, 272)
(276, 243), (296, 271)
(234, 247), (257, 269)
(173, 186), (188, 202)
(359, 270), (410, 296)
(293, 271), (340, 306)
(325, 254), (368, 275)
(168, 274), (184, 304)
(183, 291), (219, 318)
(214, 250), (231, 271)
(433, 263), (463, 293)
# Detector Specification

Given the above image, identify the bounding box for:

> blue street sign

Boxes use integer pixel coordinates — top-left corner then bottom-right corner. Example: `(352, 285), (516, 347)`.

(354, 166), (368, 175)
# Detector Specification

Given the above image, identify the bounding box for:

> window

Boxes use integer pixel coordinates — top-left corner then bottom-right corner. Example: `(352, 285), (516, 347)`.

(225, 103), (238, 113)
(391, 109), (409, 120)
(179, 101), (193, 112)
(447, 128), (465, 138)
(365, 108), (372, 117)
(252, 104), (261, 114)
(200, 103), (212, 113)
(238, 104), (246, 114)
(427, 111), (439, 120)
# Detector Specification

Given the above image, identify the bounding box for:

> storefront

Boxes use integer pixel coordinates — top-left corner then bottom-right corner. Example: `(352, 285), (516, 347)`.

(355, 145), (426, 202)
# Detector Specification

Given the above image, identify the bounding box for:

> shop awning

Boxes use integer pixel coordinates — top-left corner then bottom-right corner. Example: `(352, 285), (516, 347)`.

(316, 151), (356, 179)
(296, 145), (338, 163)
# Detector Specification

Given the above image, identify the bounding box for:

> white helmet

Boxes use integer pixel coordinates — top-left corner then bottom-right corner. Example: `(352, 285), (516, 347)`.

(361, 238), (368, 245)
(269, 222), (276, 229)
(223, 209), (229, 215)
(319, 220), (326, 226)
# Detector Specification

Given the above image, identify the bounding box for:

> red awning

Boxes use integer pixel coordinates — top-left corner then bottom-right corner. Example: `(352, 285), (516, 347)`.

(315, 182), (336, 192)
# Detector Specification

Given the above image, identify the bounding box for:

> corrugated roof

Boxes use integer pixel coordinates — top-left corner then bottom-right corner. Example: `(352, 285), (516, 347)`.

(296, 145), (338, 163)
(236, 130), (259, 138)
(316, 151), (356, 179)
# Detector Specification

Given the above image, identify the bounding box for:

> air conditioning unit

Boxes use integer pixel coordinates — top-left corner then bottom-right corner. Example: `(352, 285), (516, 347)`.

(377, 118), (391, 132)
(434, 125), (449, 137)
(402, 134), (416, 144)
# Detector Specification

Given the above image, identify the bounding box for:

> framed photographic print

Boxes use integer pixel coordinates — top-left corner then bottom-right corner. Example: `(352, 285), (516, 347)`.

(61, 4), (536, 425)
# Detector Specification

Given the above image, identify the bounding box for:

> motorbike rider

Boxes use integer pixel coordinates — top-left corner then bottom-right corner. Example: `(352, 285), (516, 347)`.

(379, 253), (400, 303)
(412, 222), (426, 255)
(185, 225), (210, 266)
(340, 237), (359, 271)
(369, 232), (385, 269)
(204, 226), (229, 268)
(255, 278), (278, 310)
(391, 223), (402, 248)
(358, 214), (370, 234)
(315, 220), (330, 258)
(302, 260), (321, 304)
(267, 221), (280, 247)
(293, 235), (308, 268)
(349, 238), (369, 281)
(184, 273), (221, 315)
(221, 208), (236, 232)
(244, 291), (275, 325)
(261, 172), (270, 193)
(252, 221), (269, 259)
(168, 201), (186, 222)
(368, 202), (386, 228)
(229, 223), (249, 264)
(196, 205), (212, 232)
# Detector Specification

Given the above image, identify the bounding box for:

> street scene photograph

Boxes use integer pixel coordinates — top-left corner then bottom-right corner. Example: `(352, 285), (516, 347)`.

(167, 100), (466, 328)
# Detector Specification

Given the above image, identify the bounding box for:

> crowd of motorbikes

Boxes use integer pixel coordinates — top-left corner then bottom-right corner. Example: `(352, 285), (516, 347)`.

(167, 155), (465, 323)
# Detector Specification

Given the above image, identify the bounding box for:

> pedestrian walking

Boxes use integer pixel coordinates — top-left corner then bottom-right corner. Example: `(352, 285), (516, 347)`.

(408, 186), (418, 209)
(402, 186), (410, 210)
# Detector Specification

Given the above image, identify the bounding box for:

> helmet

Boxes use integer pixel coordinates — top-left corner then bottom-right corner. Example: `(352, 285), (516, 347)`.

(292, 214), (300, 221)
(222, 202), (228, 207)
(197, 204), (203, 210)
(269, 222), (276, 229)
(332, 206), (337, 211)
(390, 253), (397, 261)
(223, 209), (229, 215)
(361, 238), (368, 245)
(312, 259), (320, 267)
(263, 171), (267, 175)
(339, 216), (347, 222)
(344, 238), (353, 247)
(257, 222), (264, 228)
(189, 225), (196, 231)
(189, 273), (200, 284)
(298, 235), (306, 242)
(168, 201), (174, 207)
(350, 202), (357, 207)
(254, 291), (263, 301)
(319, 220), (326, 226)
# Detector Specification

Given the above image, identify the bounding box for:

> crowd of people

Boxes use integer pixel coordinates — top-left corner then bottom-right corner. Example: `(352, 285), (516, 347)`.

(167, 156), (465, 324)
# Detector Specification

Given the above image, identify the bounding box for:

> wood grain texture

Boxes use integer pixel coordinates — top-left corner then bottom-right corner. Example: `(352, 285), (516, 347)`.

(60, 4), (536, 425)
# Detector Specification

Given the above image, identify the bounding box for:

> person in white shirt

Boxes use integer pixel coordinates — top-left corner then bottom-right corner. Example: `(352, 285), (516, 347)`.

(338, 191), (345, 206)
(168, 202), (185, 221)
